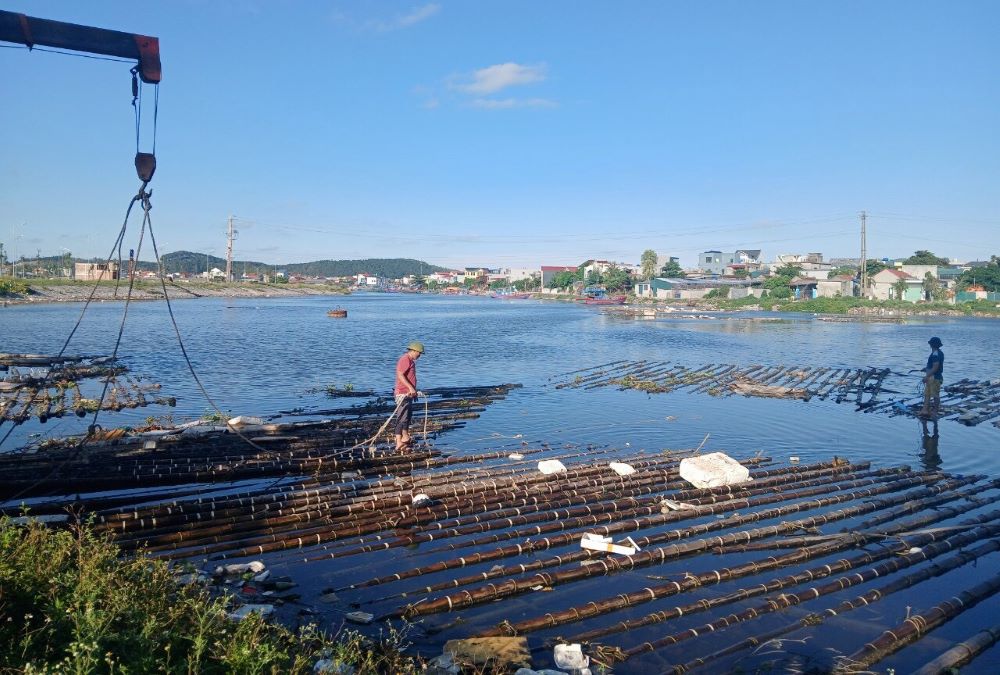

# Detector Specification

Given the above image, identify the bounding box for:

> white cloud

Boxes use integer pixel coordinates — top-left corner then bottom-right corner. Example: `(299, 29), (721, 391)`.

(470, 97), (556, 109)
(455, 62), (547, 95)
(333, 3), (441, 32)
(370, 3), (441, 32)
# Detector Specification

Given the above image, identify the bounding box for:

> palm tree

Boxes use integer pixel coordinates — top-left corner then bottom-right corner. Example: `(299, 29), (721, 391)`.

(893, 278), (908, 301)
(640, 249), (658, 281)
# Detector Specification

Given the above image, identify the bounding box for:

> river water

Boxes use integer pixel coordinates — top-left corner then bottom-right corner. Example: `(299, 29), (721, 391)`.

(2, 294), (999, 672)
(3, 294), (998, 476)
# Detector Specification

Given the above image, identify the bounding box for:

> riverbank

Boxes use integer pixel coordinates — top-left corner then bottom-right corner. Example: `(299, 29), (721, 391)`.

(628, 294), (1000, 318)
(1, 279), (351, 305)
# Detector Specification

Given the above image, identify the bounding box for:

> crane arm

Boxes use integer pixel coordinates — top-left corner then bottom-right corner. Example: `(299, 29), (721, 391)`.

(0, 10), (160, 83)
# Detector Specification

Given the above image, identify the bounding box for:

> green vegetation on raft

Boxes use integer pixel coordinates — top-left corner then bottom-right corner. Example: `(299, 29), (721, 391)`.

(0, 516), (420, 674)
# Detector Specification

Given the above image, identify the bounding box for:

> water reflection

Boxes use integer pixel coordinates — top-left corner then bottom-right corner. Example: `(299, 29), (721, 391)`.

(919, 418), (941, 471)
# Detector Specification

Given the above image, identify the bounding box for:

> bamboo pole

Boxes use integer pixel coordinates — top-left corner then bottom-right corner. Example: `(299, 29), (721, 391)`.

(837, 574), (1000, 672)
(912, 623), (1000, 675)
(398, 474), (976, 619)
(667, 526), (1000, 674)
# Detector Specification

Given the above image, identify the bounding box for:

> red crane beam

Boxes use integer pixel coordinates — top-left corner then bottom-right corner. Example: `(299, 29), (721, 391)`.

(0, 10), (160, 83)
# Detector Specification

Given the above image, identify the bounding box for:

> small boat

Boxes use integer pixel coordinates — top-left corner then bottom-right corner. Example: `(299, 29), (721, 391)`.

(581, 287), (626, 305)
(327, 308), (348, 318)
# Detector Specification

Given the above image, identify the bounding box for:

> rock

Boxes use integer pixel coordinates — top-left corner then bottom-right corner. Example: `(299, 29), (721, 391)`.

(426, 653), (461, 675)
(313, 659), (354, 674)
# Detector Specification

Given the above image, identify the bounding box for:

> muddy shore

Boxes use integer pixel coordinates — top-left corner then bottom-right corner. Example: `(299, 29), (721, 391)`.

(2, 281), (350, 305)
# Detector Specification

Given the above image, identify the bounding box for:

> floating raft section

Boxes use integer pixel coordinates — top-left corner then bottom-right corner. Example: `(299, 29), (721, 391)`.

(0, 353), (174, 427)
(17, 442), (997, 673)
(552, 360), (889, 405)
(0, 384), (521, 499)
(553, 361), (1000, 429)
(876, 377), (1000, 428)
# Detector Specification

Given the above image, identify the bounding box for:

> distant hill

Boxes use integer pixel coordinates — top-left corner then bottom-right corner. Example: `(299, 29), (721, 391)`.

(282, 258), (447, 278)
(14, 252), (447, 279)
(157, 252), (446, 278)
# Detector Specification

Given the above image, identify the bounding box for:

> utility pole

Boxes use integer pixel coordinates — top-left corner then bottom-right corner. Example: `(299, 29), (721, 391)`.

(225, 215), (236, 283)
(859, 210), (868, 298)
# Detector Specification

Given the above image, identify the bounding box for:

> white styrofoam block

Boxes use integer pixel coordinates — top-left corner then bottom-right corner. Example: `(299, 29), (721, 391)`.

(679, 452), (751, 488)
(538, 459), (567, 475)
(609, 462), (636, 476)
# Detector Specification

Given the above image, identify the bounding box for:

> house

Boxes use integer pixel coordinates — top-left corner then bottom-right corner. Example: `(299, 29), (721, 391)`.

(540, 265), (578, 288)
(788, 276), (819, 300)
(699, 249), (761, 275)
(505, 267), (539, 283)
(74, 261), (119, 281)
(464, 267), (493, 282)
(870, 269), (922, 301)
(579, 260), (612, 280)
(656, 254), (680, 271)
(634, 277), (756, 300)
(428, 270), (462, 285)
(817, 274), (857, 298)
(699, 251), (726, 275)
(355, 273), (381, 287)
(772, 252), (835, 275)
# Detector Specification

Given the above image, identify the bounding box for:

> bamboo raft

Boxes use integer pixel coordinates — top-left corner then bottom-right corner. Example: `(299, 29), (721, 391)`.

(552, 360), (889, 405)
(6, 436), (999, 673)
(0, 354), (175, 428)
(553, 361), (1000, 428)
(0, 384), (521, 499)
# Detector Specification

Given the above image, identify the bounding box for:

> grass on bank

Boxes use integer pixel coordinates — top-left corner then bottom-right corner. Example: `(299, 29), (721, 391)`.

(701, 294), (1000, 316)
(0, 516), (419, 674)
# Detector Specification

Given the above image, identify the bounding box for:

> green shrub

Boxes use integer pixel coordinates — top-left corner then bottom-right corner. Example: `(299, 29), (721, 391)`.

(0, 517), (417, 673)
(0, 277), (29, 297)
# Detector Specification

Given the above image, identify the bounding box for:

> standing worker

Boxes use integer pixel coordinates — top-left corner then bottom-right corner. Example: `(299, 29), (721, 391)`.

(394, 341), (425, 452)
(919, 336), (944, 418)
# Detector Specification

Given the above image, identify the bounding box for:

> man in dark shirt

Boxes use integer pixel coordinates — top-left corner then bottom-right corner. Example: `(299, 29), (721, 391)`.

(394, 341), (425, 451)
(919, 337), (944, 418)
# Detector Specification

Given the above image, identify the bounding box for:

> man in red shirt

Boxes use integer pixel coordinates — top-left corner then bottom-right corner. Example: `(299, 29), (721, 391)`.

(394, 341), (425, 451)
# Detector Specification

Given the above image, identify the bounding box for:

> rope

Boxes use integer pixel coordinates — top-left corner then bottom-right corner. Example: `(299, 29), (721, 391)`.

(0, 188), (142, 452)
(1, 182), (150, 498)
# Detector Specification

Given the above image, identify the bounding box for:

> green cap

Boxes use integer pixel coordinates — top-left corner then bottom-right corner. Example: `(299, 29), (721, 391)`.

(407, 341), (425, 354)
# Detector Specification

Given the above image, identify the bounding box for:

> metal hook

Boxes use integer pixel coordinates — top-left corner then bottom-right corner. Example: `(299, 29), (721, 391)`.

(130, 66), (139, 104)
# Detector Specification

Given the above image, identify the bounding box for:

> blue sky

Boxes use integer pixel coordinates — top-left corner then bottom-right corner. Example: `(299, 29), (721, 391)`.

(2, 1), (998, 269)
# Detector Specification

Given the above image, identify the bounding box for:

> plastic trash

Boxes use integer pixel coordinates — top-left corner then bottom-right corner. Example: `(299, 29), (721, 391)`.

(509, 452), (525, 460)
(660, 499), (697, 512)
(228, 604), (274, 621)
(345, 611), (374, 625)
(553, 643), (590, 670)
(580, 532), (639, 555)
(609, 461), (636, 476)
(412, 493), (432, 506)
(679, 452), (750, 488)
(538, 459), (567, 475)
(215, 561), (266, 576)
(228, 415), (265, 427)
